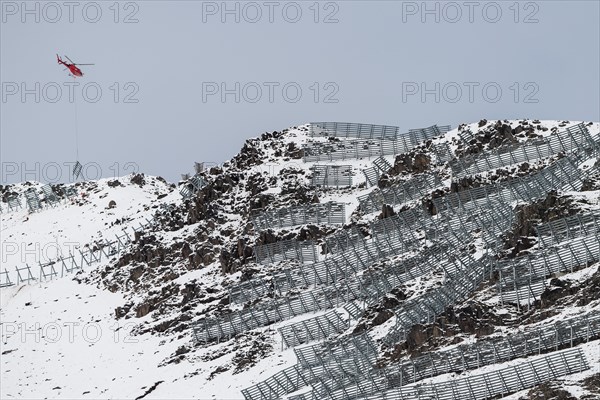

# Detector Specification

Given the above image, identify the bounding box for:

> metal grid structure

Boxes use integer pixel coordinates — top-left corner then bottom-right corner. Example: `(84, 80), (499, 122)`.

(23, 188), (43, 212)
(41, 184), (60, 206)
(430, 142), (454, 164)
(321, 310), (600, 400)
(252, 202), (346, 231)
(72, 161), (83, 179)
(221, 199), (513, 347)
(450, 123), (598, 178)
(179, 175), (206, 199)
(309, 122), (401, 139)
(254, 239), (318, 265)
(0, 185), (79, 215)
(241, 334), (377, 400)
(303, 125), (451, 162)
(433, 156), (587, 214)
(210, 206), (504, 344)
(361, 348), (589, 400)
(358, 173), (442, 214)
(363, 157), (393, 187)
(457, 129), (476, 146)
(385, 254), (491, 344)
(310, 165), (353, 188)
(6, 195), (22, 212)
(498, 233), (600, 307)
(370, 200), (514, 252)
(323, 226), (366, 254)
(230, 198), (512, 309)
(278, 310), (349, 348)
(226, 125), (599, 400)
(233, 163), (596, 400)
(229, 219), (421, 305)
(535, 210), (600, 247)
(0, 217), (157, 288)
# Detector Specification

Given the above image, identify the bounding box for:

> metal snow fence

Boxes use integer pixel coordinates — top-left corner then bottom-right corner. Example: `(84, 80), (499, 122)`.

(23, 189), (42, 212)
(498, 233), (600, 307)
(431, 142), (454, 165)
(309, 122), (451, 141)
(229, 243), (454, 342)
(433, 156), (585, 214)
(252, 202), (346, 231)
(363, 167), (381, 188)
(230, 221), (424, 305)
(373, 156), (393, 173)
(2, 218), (155, 288)
(41, 184), (61, 206)
(241, 364), (307, 400)
(385, 255), (491, 345)
(457, 129), (475, 146)
(358, 173), (442, 214)
(309, 122), (401, 140)
(236, 242), (451, 339)
(0, 269), (14, 288)
(278, 310), (349, 348)
(360, 348), (589, 400)
(242, 334), (377, 400)
(8, 195), (22, 211)
(310, 165), (353, 188)
(451, 123), (597, 178)
(323, 226), (368, 254)
(179, 175), (206, 199)
(254, 239), (318, 265)
(260, 335), (378, 400)
(370, 200), (514, 253)
(303, 125), (450, 162)
(232, 200), (511, 308)
(363, 157), (394, 187)
(535, 209), (600, 247)
(326, 310), (600, 400)
(195, 284), (355, 344)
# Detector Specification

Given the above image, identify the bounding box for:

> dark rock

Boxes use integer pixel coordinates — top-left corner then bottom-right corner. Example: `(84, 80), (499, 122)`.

(130, 173), (146, 186)
(107, 180), (122, 187)
(380, 204), (396, 219)
(522, 383), (576, 400)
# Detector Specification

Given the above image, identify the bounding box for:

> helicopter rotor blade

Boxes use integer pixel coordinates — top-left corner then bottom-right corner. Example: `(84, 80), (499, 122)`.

(64, 55), (75, 64)
(74, 63), (95, 66)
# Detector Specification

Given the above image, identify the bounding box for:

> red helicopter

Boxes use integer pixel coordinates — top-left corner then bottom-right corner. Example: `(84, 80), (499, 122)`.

(57, 54), (94, 77)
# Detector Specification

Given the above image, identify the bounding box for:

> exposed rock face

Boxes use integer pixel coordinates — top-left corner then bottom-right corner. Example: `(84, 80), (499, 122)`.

(523, 383), (577, 400)
(503, 191), (576, 258)
(391, 153), (431, 176)
(130, 173), (146, 186)
(380, 204), (396, 219)
(455, 120), (537, 158)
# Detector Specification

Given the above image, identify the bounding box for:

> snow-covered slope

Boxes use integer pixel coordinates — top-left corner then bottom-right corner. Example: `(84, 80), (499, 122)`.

(1, 120), (600, 400)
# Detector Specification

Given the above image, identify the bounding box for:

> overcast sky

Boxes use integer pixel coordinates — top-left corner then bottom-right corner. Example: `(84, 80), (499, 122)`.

(1, 0), (599, 184)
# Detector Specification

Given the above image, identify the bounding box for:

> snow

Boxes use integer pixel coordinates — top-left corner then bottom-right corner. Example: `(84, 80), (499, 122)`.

(2, 119), (600, 399)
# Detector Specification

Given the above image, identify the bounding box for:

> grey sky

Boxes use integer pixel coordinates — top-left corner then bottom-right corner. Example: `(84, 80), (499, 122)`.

(1, 0), (599, 184)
